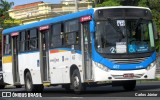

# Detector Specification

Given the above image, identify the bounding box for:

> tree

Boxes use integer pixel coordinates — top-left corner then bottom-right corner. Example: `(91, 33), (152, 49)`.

(138, 0), (160, 32)
(93, 0), (105, 6)
(0, 0), (17, 42)
(121, 0), (139, 6)
(96, 0), (121, 7)
(138, 0), (160, 51)
(0, 0), (16, 29)
(0, 0), (14, 18)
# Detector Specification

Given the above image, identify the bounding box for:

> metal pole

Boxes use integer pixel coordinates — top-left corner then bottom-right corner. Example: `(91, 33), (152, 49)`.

(74, 0), (78, 12)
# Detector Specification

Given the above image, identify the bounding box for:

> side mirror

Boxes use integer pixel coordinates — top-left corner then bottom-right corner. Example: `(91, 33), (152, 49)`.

(90, 20), (95, 33)
(153, 22), (158, 40)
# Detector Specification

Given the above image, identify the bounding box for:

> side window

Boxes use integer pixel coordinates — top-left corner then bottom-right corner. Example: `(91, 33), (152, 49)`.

(4, 35), (11, 55)
(19, 31), (25, 52)
(29, 29), (38, 50)
(64, 19), (79, 32)
(50, 23), (63, 47)
(25, 30), (30, 51)
(64, 19), (79, 45)
(23, 29), (38, 51)
(66, 32), (77, 44)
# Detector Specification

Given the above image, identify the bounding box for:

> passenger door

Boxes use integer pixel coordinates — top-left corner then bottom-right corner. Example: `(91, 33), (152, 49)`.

(11, 32), (20, 85)
(81, 22), (92, 80)
(39, 25), (50, 82)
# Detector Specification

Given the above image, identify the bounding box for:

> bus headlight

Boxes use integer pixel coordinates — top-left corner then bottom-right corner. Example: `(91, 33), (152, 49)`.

(146, 61), (156, 71)
(95, 62), (110, 72)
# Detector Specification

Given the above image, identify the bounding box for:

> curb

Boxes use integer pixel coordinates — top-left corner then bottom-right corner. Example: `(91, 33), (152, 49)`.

(5, 85), (16, 89)
(156, 77), (160, 81)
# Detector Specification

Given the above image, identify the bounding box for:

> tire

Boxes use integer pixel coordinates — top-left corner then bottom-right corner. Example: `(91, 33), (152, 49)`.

(71, 69), (85, 94)
(62, 84), (71, 91)
(0, 85), (5, 89)
(25, 72), (44, 92)
(123, 80), (136, 91)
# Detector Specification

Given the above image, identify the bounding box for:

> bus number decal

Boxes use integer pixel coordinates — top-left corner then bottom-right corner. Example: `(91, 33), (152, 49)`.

(110, 47), (116, 53)
(136, 65), (143, 69)
(113, 65), (120, 69)
(117, 20), (125, 26)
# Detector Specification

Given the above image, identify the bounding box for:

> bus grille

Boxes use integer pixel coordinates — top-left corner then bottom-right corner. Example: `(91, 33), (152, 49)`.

(108, 57), (149, 64)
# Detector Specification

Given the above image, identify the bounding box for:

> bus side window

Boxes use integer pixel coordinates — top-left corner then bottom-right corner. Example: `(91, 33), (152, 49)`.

(50, 23), (62, 48)
(64, 19), (79, 46)
(25, 30), (30, 51)
(4, 35), (11, 55)
(29, 29), (38, 50)
(19, 31), (25, 52)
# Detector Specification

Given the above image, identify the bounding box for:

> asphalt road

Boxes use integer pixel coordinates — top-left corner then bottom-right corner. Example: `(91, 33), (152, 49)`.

(0, 81), (160, 100)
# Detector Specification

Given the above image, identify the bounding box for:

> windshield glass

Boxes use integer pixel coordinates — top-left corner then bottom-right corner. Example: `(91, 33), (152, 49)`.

(95, 19), (155, 54)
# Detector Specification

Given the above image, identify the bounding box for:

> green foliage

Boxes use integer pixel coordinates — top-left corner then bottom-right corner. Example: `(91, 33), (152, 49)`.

(138, 0), (160, 52)
(0, 0), (18, 29)
(138, 0), (160, 33)
(0, 0), (17, 41)
(96, 0), (121, 7)
(138, 0), (148, 7)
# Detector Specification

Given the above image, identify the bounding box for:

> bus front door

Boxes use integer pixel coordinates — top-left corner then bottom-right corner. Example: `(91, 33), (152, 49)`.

(81, 22), (92, 81)
(11, 35), (20, 85)
(40, 29), (50, 82)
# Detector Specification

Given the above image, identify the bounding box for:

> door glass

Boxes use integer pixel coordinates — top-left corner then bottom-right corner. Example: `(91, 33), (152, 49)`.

(41, 30), (49, 81)
(83, 22), (92, 80)
(13, 36), (20, 83)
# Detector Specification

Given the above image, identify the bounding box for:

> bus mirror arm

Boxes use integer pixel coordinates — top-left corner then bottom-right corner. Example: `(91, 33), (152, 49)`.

(154, 32), (158, 40)
(90, 20), (95, 33)
(153, 22), (158, 40)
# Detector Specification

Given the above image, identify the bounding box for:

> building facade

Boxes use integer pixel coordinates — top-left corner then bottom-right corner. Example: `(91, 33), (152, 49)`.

(8, 1), (93, 24)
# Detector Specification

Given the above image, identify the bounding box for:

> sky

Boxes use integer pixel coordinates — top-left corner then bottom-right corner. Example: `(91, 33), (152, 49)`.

(6, 0), (62, 7)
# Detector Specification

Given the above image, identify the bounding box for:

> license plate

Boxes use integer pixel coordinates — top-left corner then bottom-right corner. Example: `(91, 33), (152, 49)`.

(123, 73), (134, 78)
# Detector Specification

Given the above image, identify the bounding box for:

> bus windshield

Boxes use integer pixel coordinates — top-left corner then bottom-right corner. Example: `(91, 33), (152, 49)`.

(95, 19), (155, 54)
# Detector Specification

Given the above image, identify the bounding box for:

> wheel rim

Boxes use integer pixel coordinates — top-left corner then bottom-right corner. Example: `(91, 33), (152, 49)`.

(73, 76), (79, 88)
(26, 78), (31, 90)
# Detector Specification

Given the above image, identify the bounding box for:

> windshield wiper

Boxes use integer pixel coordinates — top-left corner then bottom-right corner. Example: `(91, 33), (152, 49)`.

(106, 18), (125, 39)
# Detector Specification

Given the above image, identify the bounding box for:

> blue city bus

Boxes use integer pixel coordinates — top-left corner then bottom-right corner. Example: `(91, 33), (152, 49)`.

(2, 6), (157, 93)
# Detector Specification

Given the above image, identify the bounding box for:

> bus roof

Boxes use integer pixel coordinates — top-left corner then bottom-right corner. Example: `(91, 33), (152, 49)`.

(2, 8), (94, 35)
(93, 6), (150, 11)
(2, 6), (150, 35)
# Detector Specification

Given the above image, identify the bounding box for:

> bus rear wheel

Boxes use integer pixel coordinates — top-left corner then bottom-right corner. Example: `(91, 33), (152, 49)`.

(25, 72), (44, 92)
(71, 69), (85, 94)
(123, 80), (136, 91)
(0, 85), (5, 89)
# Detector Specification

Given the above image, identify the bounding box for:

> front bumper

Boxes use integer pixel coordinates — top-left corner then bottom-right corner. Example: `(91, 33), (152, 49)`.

(93, 63), (156, 81)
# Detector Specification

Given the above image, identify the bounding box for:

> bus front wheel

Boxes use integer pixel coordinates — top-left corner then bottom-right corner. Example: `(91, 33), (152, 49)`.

(25, 72), (44, 92)
(71, 69), (85, 94)
(123, 80), (136, 91)
(16, 85), (22, 88)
